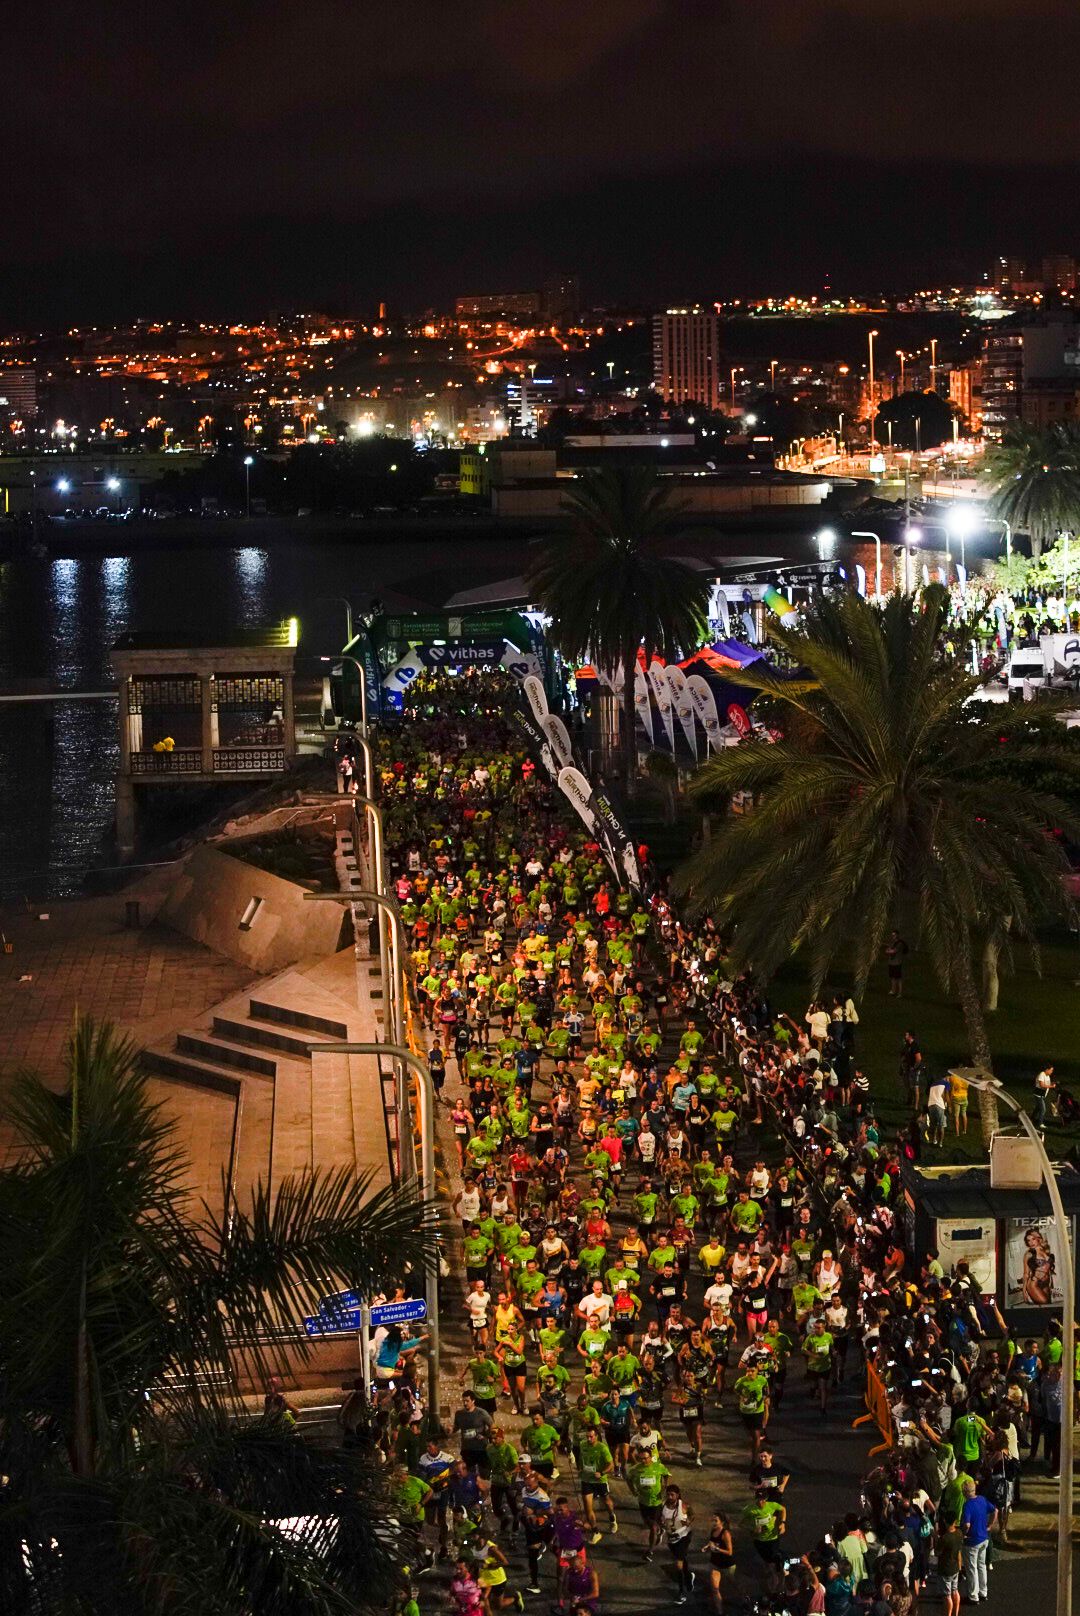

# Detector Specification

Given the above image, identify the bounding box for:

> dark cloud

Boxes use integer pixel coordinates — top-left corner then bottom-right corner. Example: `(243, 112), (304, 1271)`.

(4, 0), (1080, 319)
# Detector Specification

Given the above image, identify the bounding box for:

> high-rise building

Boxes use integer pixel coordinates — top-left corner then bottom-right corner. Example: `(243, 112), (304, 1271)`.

(981, 329), (1023, 439)
(0, 367), (38, 419)
(1042, 255), (1078, 294)
(995, 256), (1027, 294)
(652, 307), (720, 411)
(543, 275), (580, 325)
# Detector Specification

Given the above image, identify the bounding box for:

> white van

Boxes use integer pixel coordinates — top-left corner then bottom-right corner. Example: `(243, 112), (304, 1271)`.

(1007, 649), (1049, 698)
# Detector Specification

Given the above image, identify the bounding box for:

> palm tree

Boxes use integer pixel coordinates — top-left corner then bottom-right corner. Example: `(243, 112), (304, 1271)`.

(981, 420), (1080, 557)
(0, 1015), (438, 1614)
(676, 590), (1080, 1142)
(527, 465), (710, 796)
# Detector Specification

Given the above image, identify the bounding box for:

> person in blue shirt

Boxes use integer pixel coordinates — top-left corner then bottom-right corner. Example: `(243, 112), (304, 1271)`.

(960, 1479), (996, 1604)
(672, 1079), (697, 1117)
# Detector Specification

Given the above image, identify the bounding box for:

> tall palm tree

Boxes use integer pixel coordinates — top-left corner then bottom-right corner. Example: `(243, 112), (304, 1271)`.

(528, 465), (710, 795)
(676, 590), (1080, 1141)
(0, 1015), (438, 1614)
(981, 420), (1080, 557)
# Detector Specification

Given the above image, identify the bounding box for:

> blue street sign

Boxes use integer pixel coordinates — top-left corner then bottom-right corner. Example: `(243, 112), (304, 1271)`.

(369, 1297), (427, 1328)
(303, 1310), (361, 1337)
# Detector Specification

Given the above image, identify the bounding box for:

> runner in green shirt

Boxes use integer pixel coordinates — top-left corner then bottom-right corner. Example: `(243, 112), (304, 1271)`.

(577, 1433), (617, 1541)
(626, 1456), (671, 1555)
(744, 1491), (786, 1569)
(803, 1319), (835, 1412)
(734, 1368), (770, 1456)
(522, 1411), (561, 1477)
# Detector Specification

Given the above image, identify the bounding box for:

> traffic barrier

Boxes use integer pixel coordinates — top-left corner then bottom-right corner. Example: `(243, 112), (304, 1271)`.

(851, 1358), (894, 1456)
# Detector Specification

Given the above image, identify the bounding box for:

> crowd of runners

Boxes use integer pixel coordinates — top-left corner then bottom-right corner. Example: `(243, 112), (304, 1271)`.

(351, 670), (1072, 1616)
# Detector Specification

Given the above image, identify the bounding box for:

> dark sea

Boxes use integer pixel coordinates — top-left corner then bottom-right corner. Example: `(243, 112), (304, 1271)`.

(0, 525), (524, 898)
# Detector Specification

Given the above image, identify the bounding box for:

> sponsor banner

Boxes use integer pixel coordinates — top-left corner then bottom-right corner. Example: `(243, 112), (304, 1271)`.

(727, 702), (752, 739)
(633, 667), (654, 744)
(522, 673), (549, 724)
(556, 766), (623, 882)
(588, 784), (643, 892)
(664, 664), (697, 758)
(557, 765), (602, 836)
(646, 659), (675, 750)
(513, 709), (558, 779)
(685, 674), (723, 753)
(381, 648), (426, 710)
(502, 646), (543, 680)
(542, 713), (574, 769)
(1005, 1214), (1071, 1309)
(420, 640), (506, 667)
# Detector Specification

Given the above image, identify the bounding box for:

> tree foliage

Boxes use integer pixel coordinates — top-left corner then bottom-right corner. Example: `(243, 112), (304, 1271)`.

(527, 466), (710, 791)
(0, 1016), (437, 1614)
(981, 420), (1080, 558)
(676, 592), (1080, 1137)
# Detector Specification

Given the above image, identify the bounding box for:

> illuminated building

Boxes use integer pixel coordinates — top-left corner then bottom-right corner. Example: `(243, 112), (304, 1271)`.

(652, 308), (720, 411)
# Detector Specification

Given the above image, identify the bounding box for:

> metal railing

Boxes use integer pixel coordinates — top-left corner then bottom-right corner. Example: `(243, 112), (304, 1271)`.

(130, 749), (203, 775)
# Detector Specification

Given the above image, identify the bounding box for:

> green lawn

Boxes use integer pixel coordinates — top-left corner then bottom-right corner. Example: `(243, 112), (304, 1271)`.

(774, 937), (1080, 1159)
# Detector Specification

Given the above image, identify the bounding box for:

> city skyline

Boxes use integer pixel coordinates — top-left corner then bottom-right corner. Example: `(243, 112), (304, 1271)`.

(8, 0), (1080, 322)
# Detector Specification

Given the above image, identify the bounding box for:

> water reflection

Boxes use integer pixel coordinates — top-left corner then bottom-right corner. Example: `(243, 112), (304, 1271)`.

(234, 547), (269, 624)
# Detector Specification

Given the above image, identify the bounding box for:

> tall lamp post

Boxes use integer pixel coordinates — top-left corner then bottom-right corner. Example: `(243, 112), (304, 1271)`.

(319, 1041), (442, 1423)
(243, 455), (254, 517)
(868, 329), (879, 454)
(962, 1073), (1073, 1616)
(852, 529), (883, 598)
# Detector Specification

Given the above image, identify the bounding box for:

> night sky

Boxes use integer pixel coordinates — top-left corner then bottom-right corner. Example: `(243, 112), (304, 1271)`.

(9, 0), (1080, 324)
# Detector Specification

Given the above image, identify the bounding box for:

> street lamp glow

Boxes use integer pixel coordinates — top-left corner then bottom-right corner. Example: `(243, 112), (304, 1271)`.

(243, 455), (254, 467)
(106, 477), (120, 492)
(905, 525), (922, 544)
(56, 479), (71, 494)
(743, 413), (758, 427)
(945, 504), (979, 538)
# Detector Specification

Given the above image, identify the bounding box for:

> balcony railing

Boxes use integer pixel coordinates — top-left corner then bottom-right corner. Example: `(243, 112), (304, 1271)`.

(212, 747), (286, 773)
(130, 749), (203, 776)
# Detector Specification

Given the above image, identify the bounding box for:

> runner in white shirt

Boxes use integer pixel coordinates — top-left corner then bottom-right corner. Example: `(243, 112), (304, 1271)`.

(465, 1282), (491, 1346)
(704, 1279), (734, 1313)
(577, 1286), (614, 1330)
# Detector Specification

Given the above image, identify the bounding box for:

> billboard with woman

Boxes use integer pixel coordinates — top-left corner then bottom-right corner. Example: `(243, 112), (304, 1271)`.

(1005, 1216), (1067, 1308)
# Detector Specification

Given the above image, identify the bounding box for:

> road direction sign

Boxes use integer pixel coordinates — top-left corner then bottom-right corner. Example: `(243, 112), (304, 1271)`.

(369, 1297), (427, 1328)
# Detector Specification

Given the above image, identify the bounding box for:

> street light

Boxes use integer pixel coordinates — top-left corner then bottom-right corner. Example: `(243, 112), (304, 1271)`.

(106, 475), (121, 512)
(959, 1071), (1074, 1616)
(56, 478), (71, 496)
(945, 503), (980, 575)
(852, 529), (883, 598)
(730, 365), (743, 411)
(868, 329), (879, 452)
(319, 653), (368, 736)
(243, 454), (254, 517)
(317, 1040), (442, 1423)
(903, 525), (921, 594)
(896, 349), (906, 393)
(770, 358), (778, 393)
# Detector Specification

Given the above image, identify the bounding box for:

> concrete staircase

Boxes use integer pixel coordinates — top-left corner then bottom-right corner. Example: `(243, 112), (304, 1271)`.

(140, 963), (395, 1210)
